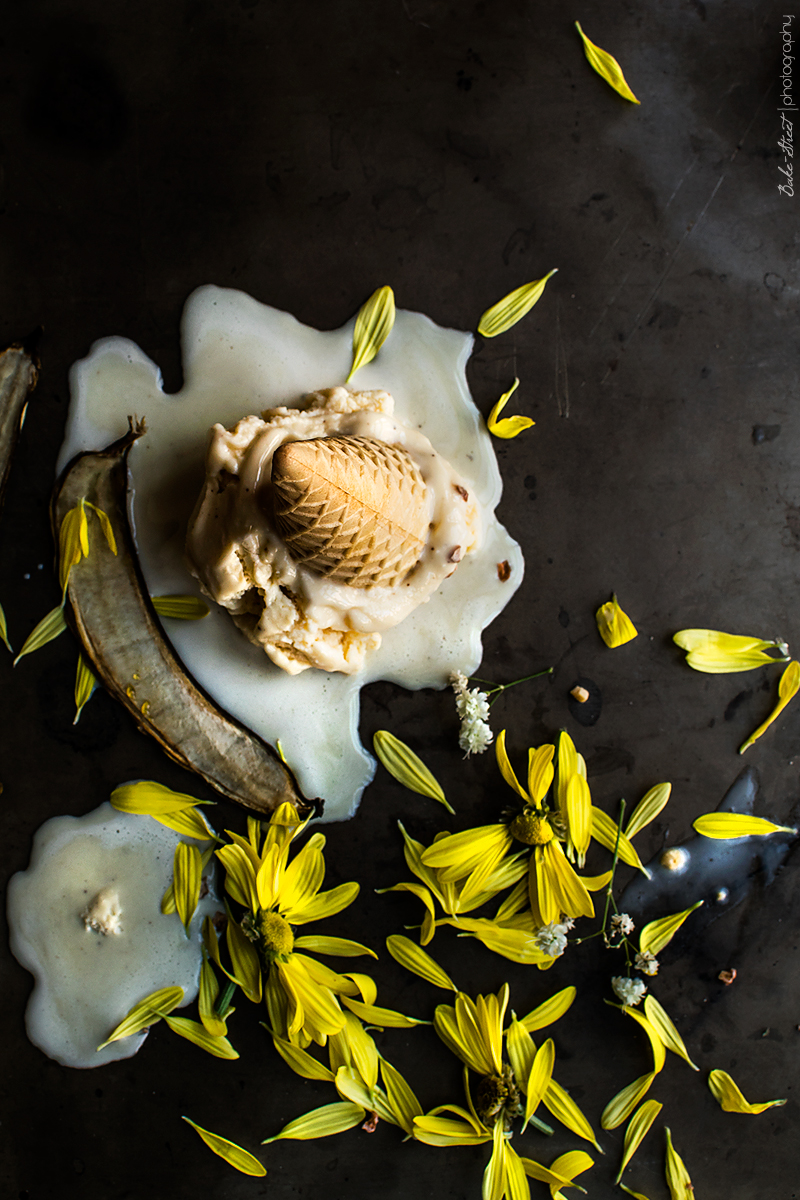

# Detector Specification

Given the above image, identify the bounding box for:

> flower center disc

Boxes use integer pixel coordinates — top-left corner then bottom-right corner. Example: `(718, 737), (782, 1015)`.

(475, 1074), (509, 1124)
(510, 810), (554, 846)
(256, 910), (295, 959)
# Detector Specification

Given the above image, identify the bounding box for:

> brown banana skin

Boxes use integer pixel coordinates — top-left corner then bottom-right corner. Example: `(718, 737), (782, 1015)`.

(0, 343), (39, 511)
(52, 419), (318, 818)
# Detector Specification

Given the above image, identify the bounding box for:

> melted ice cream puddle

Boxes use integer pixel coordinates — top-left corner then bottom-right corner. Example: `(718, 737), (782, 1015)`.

(58, 287), (523, 820)
(7, 802), (218, 1068)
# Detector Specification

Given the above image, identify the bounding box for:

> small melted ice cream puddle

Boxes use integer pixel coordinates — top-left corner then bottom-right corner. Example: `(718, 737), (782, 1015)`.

(7, 802), (217, 1068)
(58, 287), (523, 819)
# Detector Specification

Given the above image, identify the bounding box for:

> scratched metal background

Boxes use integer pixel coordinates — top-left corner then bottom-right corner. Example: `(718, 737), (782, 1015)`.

(1, 2), (798, 1198)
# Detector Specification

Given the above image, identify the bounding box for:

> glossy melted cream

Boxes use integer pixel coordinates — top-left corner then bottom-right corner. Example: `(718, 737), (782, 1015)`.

(7, 802), (218, 1068)
(58, 287), (524, 819)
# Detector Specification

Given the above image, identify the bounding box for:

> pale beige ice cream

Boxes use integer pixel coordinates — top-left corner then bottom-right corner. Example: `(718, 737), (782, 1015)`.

(185, 386), (479, 675)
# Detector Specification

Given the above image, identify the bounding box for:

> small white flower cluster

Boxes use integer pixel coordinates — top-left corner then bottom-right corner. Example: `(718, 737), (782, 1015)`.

(450, 671), (493, 756)
(611, 975), (647, 1007)
(634, 950), (659, 976)
(611, 912), (635, 936)
(534, 919), (573, 958)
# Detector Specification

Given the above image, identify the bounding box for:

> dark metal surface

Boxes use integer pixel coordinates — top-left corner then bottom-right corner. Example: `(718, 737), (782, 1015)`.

(1, 2), (797, 1197)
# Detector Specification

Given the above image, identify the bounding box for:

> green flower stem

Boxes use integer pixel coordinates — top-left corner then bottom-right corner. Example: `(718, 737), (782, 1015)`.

(215, 979), (237, 1016)
(527, 1113), (555, 1137)
(471, 667), (554, 708)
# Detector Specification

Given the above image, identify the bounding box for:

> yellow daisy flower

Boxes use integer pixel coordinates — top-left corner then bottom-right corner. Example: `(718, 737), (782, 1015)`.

(422, 732), (595, 931)
(215, 803), (375, 1048)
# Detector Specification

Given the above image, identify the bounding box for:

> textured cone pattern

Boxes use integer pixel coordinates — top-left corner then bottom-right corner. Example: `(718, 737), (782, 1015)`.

(271, 435), (430, 586)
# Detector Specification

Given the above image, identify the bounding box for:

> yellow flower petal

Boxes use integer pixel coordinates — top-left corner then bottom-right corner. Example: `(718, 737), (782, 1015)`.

(548, 1150), (594, 1196)
(478, 270), (558, 338)
(615, 1099), (662, 1183)
(486, 377), (535, 439)
(373, 730), (452, 812)
(380, 1056), (423, 1135)
(496, 729), (530, 799)
(542, 840), (594, 920)
(412, 1114), (490, 1147)
(483, 1119), (507, 1200)
(693, 812), (796, 839)
(625, 783), (672, 840)
(0, 599), (11, 652)
(13, 604), (67, 665)
(643, 996), (698, 1071)
(151, 594), (209, 620)
(288, 880), (360, 925)
(566, 774), (592, 863)
(673, 628), (788, 673)
(263, 1101), (366, 1143)
(342, 996), (427, 1029)
(97, 985), (184, 1049)
(595, 593), (638, 648)
(591, 807), (650, 876)
(226, 916), (262, 1003)
(556, 730), (578, 823)
(543, 1079), (601, 1150)
(520, 986), (577, 1033)
(386, 934), (456, 989)
(664, 1126), (694, 1199)
(639, 901), (703, 957)
(164, 1014), (239, 1058)
(347, 285), (395, 381)
(620, 1186), (652, 1200)
(527, 743), (555, 803)
(579, 870), (613, 891)
(73, 652), (97, 724)
(182, 1117), (265, 1176)
(174, 841), (202, 935)
(421, 824), (513, 884)
(440, 916), (550, 965)
(523, 1037), (555, 1131)
(270, 1033), (335, 1081)
(574, 21), (640, 103)
(198, 956), (227, 1037)
(740, 659), (800, 752)
(85, 500), (117, 556)
(110, 780), (211, 815)
(620, 1007), (666, 1074)
(277, 839), (324, 915)
(152, 806), (216, 841)
(293, 935), (376, 959)
(216, 843), (259, 910)
(708, 1068), (786, 1114)
(602, 1072), (656, 1130)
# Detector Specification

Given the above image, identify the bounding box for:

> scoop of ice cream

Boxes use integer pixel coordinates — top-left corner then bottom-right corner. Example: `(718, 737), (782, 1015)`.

(185, 386), (479, 675)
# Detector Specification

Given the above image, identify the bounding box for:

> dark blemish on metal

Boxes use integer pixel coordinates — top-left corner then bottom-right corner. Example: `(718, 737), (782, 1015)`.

(585, 744), (633, 776)
(558, 608), (570, 628)
(567, 678), (601, 727)
(752, 424), (781, 444)
(724, 690), (752, 721)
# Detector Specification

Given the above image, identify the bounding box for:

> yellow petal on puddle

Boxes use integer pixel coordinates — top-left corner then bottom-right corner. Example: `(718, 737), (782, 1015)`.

(664, 1127), (694, 1199)
(152, 594), (210, 620)
(543, 1080), (602, 1151)
(625, 783), (672, 840)
(575, 21), (640, 104)
(386, 935), (456, 989)
(486, 377), (534, 439)
(110, 780), (212, 815)
(0, 599), (11, 652)
(693, 812), (796, 839)
(520, 986), (577, 1033)
(373, 730), (453, 812)
(153, 806), (216, 841)
(643, 996), (698, 1071)
(639, 901), (702, 957)
(198, 956), (227, 1038)
(673, 628), (789, 673)
(708, 1069), (786, 1114)
(477, 270), (558, 338)
(182, 1117), (266, 1177)
(347, 285), (395, 381)
(263, 1101), (366, 1143)
(595, 593), (638, 648)
(174, 841), (202, 936)
(164, 1014), (239, 1059)
(73, 652), (98, 724)
(739, 659), (800, 753)
(615, 1099), (662, 1184)
(591, 807), (650, 876)
(13, 604), (67, 665)
(602, 1072), (656, 1130)
(97, 985), (184, 1049)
